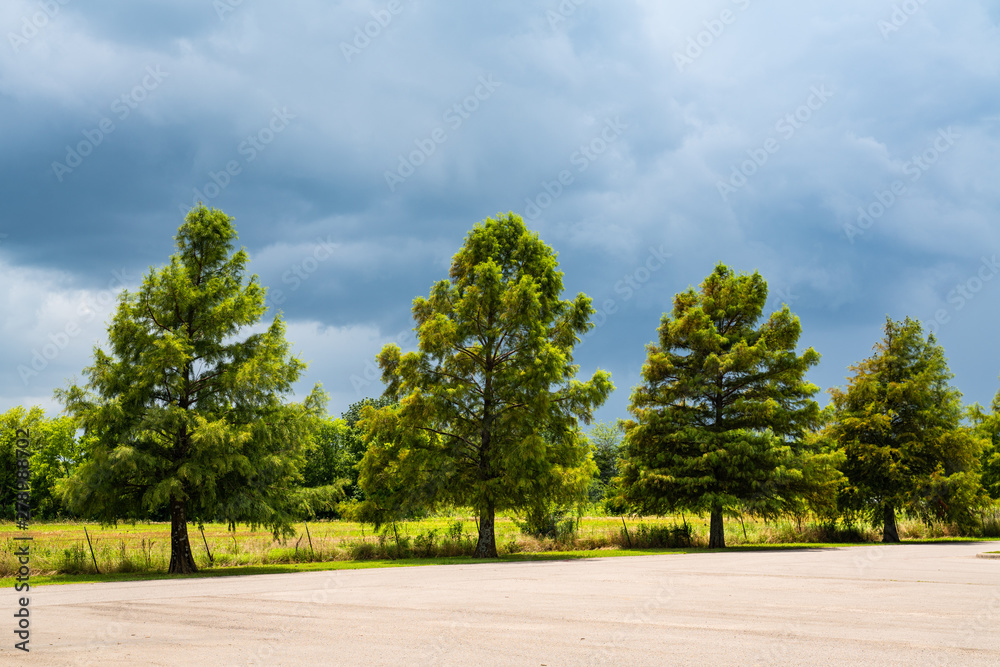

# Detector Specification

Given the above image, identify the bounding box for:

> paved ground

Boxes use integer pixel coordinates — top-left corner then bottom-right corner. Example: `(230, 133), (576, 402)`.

(5, 541), (1000, 665)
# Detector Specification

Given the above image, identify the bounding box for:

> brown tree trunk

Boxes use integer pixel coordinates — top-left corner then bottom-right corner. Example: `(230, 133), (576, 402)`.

(168, 497), (198, 574)
(882, 503), (900, 543)
(709, 508), (726, 549)
(473, 500), (498, 558)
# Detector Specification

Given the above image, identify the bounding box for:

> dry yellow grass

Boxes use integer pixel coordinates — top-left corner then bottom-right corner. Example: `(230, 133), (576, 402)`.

(0, 511), (987, 578)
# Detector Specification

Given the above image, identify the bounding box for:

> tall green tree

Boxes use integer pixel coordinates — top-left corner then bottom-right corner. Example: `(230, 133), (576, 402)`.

(359, 212), (613, 557)
(57, 206), (325, 573)
(829, 317), (986, 541)
(617, 263), (824, 548)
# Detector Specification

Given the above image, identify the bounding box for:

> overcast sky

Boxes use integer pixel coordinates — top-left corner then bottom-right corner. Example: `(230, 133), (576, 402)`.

(2, 0), (1000, 424)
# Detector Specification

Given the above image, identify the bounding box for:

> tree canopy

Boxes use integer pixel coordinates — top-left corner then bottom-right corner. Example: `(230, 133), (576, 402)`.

(616, 263), (828, 547)
(5, 205), (994, 557)
(358, 212), (612, 557)
(829, 317), (986, 541)
(57, 205), (326, 573)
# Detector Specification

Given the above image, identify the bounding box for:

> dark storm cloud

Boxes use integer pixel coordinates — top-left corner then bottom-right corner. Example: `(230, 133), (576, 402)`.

(2, 0), (1000, 420)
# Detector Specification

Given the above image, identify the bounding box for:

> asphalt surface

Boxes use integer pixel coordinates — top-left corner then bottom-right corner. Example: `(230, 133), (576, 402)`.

(5, 541), (1000, 666)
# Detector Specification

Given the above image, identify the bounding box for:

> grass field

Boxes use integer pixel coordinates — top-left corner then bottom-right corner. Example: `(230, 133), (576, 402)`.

(4, 509), (996, 587)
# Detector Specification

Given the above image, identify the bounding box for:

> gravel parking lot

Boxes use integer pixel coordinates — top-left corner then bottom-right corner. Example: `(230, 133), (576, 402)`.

(12, 541), (1000, 665)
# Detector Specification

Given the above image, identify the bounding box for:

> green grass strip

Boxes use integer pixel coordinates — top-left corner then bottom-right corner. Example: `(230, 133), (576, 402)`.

(7, 538), (994, 587)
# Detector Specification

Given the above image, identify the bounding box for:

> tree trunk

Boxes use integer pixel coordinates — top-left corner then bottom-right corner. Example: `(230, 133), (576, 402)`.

(882, 503), (900, 543)
(168, 497), (198, 574)
(473, 500), (498, 558)
(709, 508), (726, 549)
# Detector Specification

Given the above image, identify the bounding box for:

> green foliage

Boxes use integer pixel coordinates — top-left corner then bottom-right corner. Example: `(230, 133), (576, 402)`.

(629, 522), (692, 548)
(296, 417), (352, 517)
(446, 519), (464, 542)
(829, 317), (987, 538)
(617, 263), (830, 548)
(587, 421), (624, 502)
(298, 398), (398, 517)
(56, 205), (326, 573)
(517, 504), (577, 540)
(342, 396), (396, 430)
(412, 528), (438, 557)
(775, 413), (846, 523)
(358, 212), (613, 557)
(289, 483), (346, 521)
(969, 391), (1000, 501)
(348, 404), (438, 529)
(982, 509), (1000, 537)
(59, 543), (92, 574)
(302, 418), (352, 488)
(342, 396), (396, 500)
(0, 407), (84, 519)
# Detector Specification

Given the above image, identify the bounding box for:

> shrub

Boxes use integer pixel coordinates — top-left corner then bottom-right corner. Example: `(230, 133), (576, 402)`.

(59, 543), (91, 574)
(629, 523), (691, 548)
(447, 520), (463, 542)
(414, 530), (438, 557)
(981, 510), (1000, 538)
(518, 506), (577, 540)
